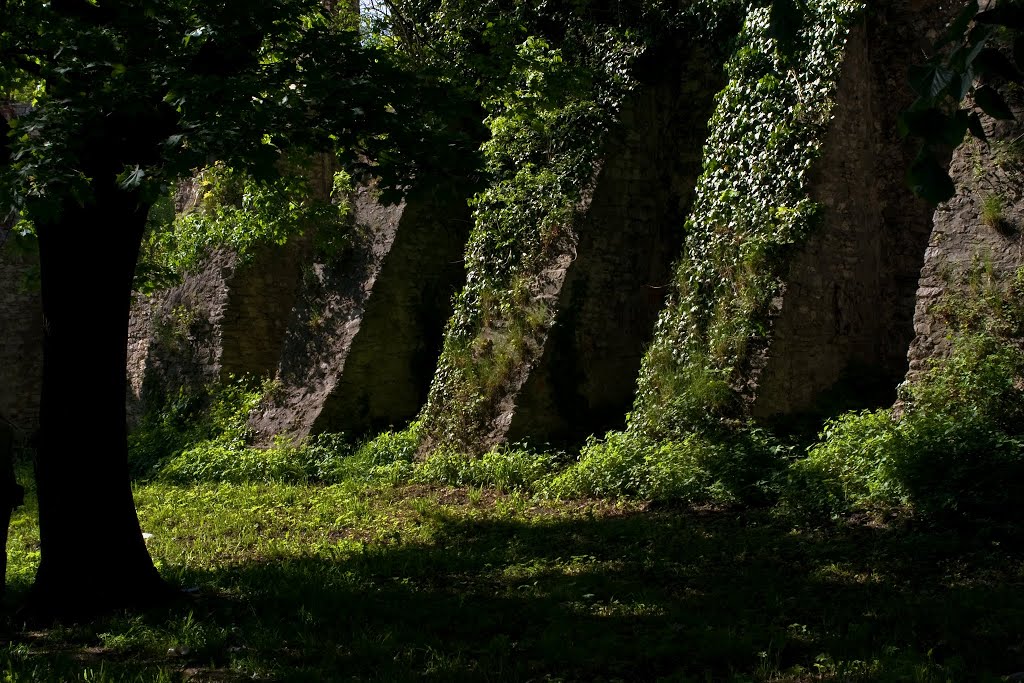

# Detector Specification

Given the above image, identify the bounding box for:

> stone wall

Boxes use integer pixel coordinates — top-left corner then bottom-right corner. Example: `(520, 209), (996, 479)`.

(127, 250), (232, 420)
(906, 93), (1024, 380)
(0, 242), (42, 437)
(249, 186), (470, 442)
(220, 244), (308, 379)
(127, 242), (306, 421)
(247, 189), (402, 442)
(311, 194), (470, 437)
(749, 1), (957, 423)
(503, 46), (728, 447)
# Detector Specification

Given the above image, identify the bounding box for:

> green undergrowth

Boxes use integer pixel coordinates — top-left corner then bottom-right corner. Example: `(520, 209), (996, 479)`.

(129, 378), (565, 493)
(785, 265), (1024, 520)
(128, 376), (779, 501)
(129, 378), (424, 486)
(547, 427), (790, 504)
(788, 334), (1024, 519)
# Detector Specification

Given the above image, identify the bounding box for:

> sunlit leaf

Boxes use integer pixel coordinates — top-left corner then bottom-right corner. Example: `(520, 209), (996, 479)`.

(118, 166), (146, 190)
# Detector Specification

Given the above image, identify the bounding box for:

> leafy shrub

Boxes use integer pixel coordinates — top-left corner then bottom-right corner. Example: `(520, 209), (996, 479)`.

(323, 424), (422, 484)
(787, 334), (1024, 519)
(784, 409), (903, 516)
(128, 377), (266, 478)
(137, 161), (353, 285)
(131, 377), (363, 485)
(548, 428), (784, 504)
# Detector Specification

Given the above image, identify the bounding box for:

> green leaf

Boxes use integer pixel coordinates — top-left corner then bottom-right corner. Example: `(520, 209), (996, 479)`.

(974, 85), (1015, 120)
(947, 67), (974, 102)
(908, 149), (955, 204)
(968, 23), (997, 50)
(909, 63), (955, 99)
(946, 109), (971, 147)
(973, 48), (1023, 84)
(968, 36), (989, 68)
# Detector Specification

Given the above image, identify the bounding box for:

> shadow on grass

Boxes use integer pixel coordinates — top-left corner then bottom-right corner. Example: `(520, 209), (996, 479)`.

(5, 504), (1024, 681)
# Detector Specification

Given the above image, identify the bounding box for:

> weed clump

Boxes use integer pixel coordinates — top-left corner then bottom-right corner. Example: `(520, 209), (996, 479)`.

(981, 193), (1013, 234)
(128, 376), (268, 479)
(129, 377), (424, 486)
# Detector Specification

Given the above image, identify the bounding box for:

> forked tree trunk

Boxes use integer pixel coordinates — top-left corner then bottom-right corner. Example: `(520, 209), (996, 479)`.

(29, 176), (172, 615)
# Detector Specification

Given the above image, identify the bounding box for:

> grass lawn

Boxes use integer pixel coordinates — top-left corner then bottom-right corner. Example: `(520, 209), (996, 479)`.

(3, 474), (1024, 681)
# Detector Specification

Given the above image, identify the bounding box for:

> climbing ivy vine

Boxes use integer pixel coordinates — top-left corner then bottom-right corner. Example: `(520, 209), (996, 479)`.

(134, 158), (354, 293)
(629, 0), (863, 438)
(543, 0), (864, 501)
(416, 0), (745, 451)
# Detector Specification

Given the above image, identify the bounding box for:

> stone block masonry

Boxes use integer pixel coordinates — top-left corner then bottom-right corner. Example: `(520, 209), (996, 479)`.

(249, 186), (471, 443)
(504, 45), (729, 447)
(749, 1), (958, 422)
(905, 91), (1024, 382)
(127, 241), (306, 423)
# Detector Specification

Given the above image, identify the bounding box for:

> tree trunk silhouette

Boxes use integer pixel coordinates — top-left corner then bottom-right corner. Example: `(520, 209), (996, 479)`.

(29, 175), (172, 615)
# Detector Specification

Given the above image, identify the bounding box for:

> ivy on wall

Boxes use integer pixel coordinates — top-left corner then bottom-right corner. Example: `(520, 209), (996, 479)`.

(419, 0), (746, 452)
(545, 0), (865, 501)
(629, 0), (864, 440)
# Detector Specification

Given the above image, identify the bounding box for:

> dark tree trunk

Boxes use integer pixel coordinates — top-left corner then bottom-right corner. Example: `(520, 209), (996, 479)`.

(29, 174), (172, 616)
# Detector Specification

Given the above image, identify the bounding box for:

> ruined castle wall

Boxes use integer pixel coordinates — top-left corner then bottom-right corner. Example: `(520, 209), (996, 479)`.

(504, 50), (727, 446)
(219, 243), (307, 379)
(127, 241), (306, 421)
(127, 250), (234, 419)
(311, 195), (470, 437)
(249, 187), (470, 443)
(750, 2), (950, 420)
(247, 190), (402, 441)
(906, 100), (1024, 379)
